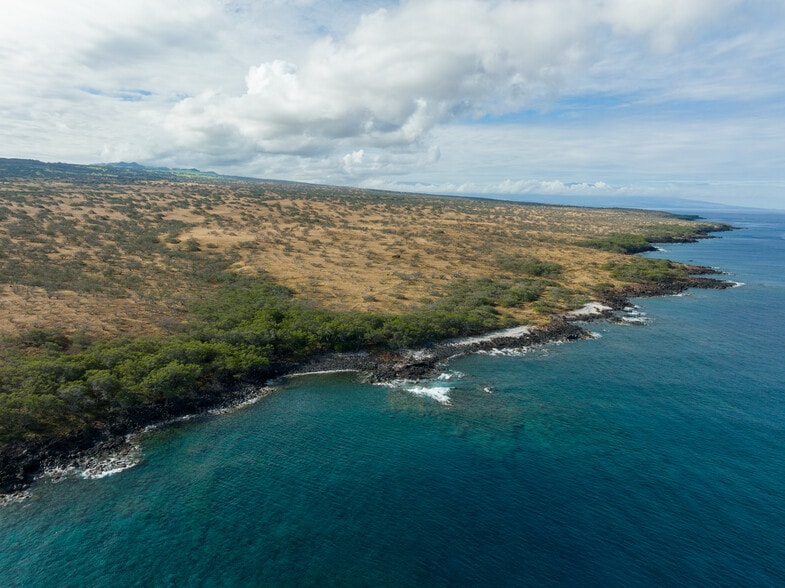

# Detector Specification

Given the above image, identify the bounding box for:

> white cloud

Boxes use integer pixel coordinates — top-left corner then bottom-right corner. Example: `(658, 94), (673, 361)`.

(356, 115), (785, 208)
(165, 0), (742, 163)
(1, 0), (784, 208)
(601, 0), (736, 51)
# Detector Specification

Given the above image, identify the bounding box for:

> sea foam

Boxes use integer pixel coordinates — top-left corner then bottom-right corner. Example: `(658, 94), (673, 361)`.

(0, 490), (31, 507)
(406, 385), (452, 405)
(437, 371), (464, 381)
(375, 377), (455, 405)
(476, 347), (531, 357)
(79, 437), (143, 480)
(451, 326), (532, 346)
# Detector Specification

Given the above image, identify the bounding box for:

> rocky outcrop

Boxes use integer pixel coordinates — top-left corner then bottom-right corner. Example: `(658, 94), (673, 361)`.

(0, 429), (104, 494)
(596, 273), (734, 310)
(0, 384), (269, 494)
(294, 318), (588, 384)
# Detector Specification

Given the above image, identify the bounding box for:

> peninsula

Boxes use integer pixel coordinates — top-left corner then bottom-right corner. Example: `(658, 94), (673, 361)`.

(0, 158), (733, 493)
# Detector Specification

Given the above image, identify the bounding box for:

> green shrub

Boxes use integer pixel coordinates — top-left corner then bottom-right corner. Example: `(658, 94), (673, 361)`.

(605, 257), (689, 283)
(496, 255), (563, 277)
(579, 234), (655, 254)
(141, 361), (203, 400)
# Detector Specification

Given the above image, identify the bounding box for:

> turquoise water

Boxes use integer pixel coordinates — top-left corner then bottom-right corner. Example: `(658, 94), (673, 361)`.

(2, 210), (784, 586)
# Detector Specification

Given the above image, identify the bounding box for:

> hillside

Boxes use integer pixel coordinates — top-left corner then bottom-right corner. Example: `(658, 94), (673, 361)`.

(0, 158), (731, 453)
(0, 158), (728, 338)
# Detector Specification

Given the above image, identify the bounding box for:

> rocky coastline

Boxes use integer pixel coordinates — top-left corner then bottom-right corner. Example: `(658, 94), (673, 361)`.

(0, 270), (735, 499)
(594, 271), (735, 311)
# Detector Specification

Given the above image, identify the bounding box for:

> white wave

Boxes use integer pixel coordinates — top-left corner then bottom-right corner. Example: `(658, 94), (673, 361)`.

(564, 302), (612, 319)
(208, 396), (262, 415)
(450, 326), (532, 346)
(437, 371), (464, 381)
(31, 436), (144, 486)
(374, 378), (452, 405)
(373, 378), (416, 389)
(140, 413), (197, 434)
(285, 369), (360, 378)
(208, 387), (276, 415)
(38, 464), (78, 484)
(0, 490), (32, 507)
(621, 316), (649, 325)
(731, 281), (745, 288)
(406, 385), (452, 405)
(81, 459), (139, 480)
(475, 346), (534, 357)
(407, 349), (435, 361)
(79, 440), (143, 480)
(618, 305), (650, 325)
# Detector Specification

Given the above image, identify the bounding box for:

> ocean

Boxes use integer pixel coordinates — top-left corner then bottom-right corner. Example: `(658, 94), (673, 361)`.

(1, 208), (784, 586)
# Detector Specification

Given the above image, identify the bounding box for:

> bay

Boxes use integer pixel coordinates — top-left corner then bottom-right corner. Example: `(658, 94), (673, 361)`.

(1, 209), (784, 586)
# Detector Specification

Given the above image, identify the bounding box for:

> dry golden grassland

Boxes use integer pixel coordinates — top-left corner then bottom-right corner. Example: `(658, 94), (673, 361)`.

(0, 173), (706, 338)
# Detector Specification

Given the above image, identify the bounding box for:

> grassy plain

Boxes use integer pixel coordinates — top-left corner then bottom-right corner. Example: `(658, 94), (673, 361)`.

(0, 159), (724, 338)
(0, 159), (730, 447)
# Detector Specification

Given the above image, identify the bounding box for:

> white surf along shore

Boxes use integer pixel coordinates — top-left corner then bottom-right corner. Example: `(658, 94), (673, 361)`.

(18, 387), (280, 491)
(5, 302), (614, 499)
(563, 302), (613, 319)
(450, 325), (533, 346)
(377, 303), (614, 406)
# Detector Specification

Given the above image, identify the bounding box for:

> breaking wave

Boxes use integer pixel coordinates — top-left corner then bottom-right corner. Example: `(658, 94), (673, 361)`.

(405, 385), (452, 405)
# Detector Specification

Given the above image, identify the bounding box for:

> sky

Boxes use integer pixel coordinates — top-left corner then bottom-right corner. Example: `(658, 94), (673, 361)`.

(1, 0), (784, 209)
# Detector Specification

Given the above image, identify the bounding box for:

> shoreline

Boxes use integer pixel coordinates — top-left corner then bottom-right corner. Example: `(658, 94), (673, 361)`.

(0, 272), (734, 499)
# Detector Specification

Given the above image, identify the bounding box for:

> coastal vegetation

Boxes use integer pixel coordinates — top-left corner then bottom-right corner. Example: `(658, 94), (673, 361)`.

(0, 158), (731, 448)
(605, 257), (691, 283)
(579, 224), (727, 254)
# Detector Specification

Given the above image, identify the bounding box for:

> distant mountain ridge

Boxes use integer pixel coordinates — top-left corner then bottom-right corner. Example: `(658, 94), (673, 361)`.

(2, 157), (771, 213)
(0, 157), (234, 183)
(454, 191), (750, 213)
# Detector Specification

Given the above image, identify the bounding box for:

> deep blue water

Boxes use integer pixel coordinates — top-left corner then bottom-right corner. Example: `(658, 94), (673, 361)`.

(1, 210), (784, 587)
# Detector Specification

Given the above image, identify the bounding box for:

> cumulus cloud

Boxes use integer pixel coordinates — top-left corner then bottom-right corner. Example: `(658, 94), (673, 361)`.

(0, 0), (229, 164)
(164, 0), (738, 170)
(3, 0), (784, 207)
(601, 0), (736, 51)
(1, 0), (222, 88)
